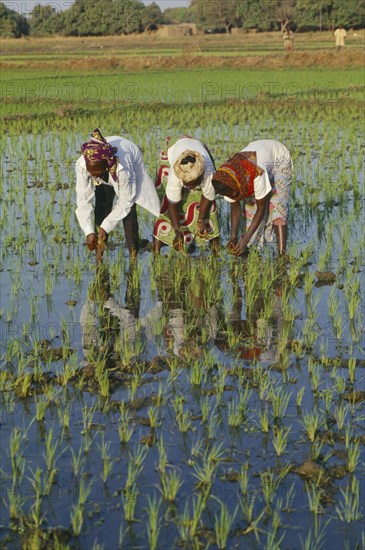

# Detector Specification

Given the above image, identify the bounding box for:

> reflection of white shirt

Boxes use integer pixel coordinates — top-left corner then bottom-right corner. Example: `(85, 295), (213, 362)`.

(75, 136), (160, 235)
(166, 138), (215, 203)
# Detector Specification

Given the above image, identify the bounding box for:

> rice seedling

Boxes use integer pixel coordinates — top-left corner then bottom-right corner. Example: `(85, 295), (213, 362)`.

(98, 434), (114, 483)
(28, 467), (46, 528)
(214, 366), (228, 405)
(6, 487), (26, 520)
(146, 495), (162, 550)
(34, 394), (49, 422)
(70, 503), (84, 536)
(118, 402), (134, 444)
(301, 410), (324, 442)
(172, 395), (191, 433)
(192, 442), (224, 492)
(227, 398), (242, 428)
(176, 492), (207, 543)
(343, 274), (361, 322)
(258, 408), (270, 433)
(44, 425), (59, 472)
(260, 463), (291, 513)
(336, 478), (362, 523)
(333, 401), (350, 431)
(57, 399), (71, 431)
(13, 372), (32, 398)
(159, 468), (182, 502)
(238, 482), (265, 537)
(187, 360), (205, 387)
(333, 374), (347, 395)
(296, 387), (305, 408)
(272, 426), (291, 456)
(153, 380), (169, 407)
(147, 406), (160, 429)
(71, 446), (85, 478)
(347, 357), (357, 384)
(304, 271), (315, 296)
(9, 427), (26, 486)
(125, 446), (148, 490)
(309, 363), (323, 394)
(345, 427), (361, 474)
(299, 518), (330, 550)
(265, 510), (285, 550)
(214, 500), (237, 550)
(200, 396), (215, 423)
(157, 436), (168, 475)
(81, 403), (97, 435)
(320, 388), (334, 414)
(237, 462), (250, 496)
(122, 485), (139, 523)
(192, 458), (217, 492)
(270, 386), (291, 421)
(305, 481), (323, 514)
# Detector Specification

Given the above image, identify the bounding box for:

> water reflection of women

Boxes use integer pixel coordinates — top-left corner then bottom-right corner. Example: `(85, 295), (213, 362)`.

(155, 259), (221, 358)
(80, 265), (142, 360)
(216, 267), (284, 364)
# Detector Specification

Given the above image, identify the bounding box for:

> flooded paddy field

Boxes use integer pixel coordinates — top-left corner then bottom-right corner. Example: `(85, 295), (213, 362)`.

(1, 55), (365, 549)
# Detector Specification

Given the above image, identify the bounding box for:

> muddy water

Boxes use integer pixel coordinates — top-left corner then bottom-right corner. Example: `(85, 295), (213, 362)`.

(0, 131), (364, 549)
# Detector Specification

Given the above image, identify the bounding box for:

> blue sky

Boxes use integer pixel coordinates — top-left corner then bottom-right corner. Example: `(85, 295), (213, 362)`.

(3, 0), (191, 16)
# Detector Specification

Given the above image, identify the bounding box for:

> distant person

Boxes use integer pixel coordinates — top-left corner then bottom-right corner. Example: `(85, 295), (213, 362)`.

(75, 128), (160, 260)
(283, 28), (294, 51)
(153, 136), (220, 254)
(212, 140), (293, 256)
(334, 25), (347, 50)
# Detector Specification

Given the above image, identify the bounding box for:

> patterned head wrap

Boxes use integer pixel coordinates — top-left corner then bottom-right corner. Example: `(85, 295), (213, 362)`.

(212, 152), (263, 201)
(81, 128), (118, 182)
(173, 150), (205, 184)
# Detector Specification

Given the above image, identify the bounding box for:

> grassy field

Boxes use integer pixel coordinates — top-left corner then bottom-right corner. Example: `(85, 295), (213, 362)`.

(0, 33), (365, 550)
(1, 30), (364, 56)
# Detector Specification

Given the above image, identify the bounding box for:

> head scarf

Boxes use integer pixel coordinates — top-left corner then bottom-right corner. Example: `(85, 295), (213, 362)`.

(212, 152), (263, 201)
(81, 128), (118, 182)
(173, 150), (205, 184)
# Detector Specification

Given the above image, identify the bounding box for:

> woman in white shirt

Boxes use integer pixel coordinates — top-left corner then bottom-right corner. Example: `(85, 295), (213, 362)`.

(152, 136), (220, 253)
(212, 139), (293, 256)
(75, 128), (160, 259)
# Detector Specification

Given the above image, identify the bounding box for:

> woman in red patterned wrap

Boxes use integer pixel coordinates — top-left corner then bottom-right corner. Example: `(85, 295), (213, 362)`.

(212, 140), (292, 256)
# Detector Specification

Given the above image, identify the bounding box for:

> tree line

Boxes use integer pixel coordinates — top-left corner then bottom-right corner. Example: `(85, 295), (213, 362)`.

(1, 0), (363, 38)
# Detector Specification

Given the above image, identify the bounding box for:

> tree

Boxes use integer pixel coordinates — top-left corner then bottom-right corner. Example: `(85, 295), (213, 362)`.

(29, 4), (64, 36)
(59, 0), (144, 36)
(191, 0), (242, 32)
(331, 0), (365, 29)
(273, 0), (296, 31)
(163, 7), (194, 24)
(0, 2), (29, 37)
(141, 2), (162, 31)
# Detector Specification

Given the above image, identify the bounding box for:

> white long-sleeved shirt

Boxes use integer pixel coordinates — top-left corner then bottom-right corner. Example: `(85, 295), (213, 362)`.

(165, 138), (215, 203)
(75, 136), (160, 235)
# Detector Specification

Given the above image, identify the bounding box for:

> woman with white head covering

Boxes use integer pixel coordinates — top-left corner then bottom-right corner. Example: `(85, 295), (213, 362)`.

(153, 136), (220, 254)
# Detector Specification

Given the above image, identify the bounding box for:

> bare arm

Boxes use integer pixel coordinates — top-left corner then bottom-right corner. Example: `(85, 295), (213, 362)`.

(233, 197), (267, 255)
(197, 195), (213, 237)
(230, 201), (242, 242)
(168, 201), (184, 251)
